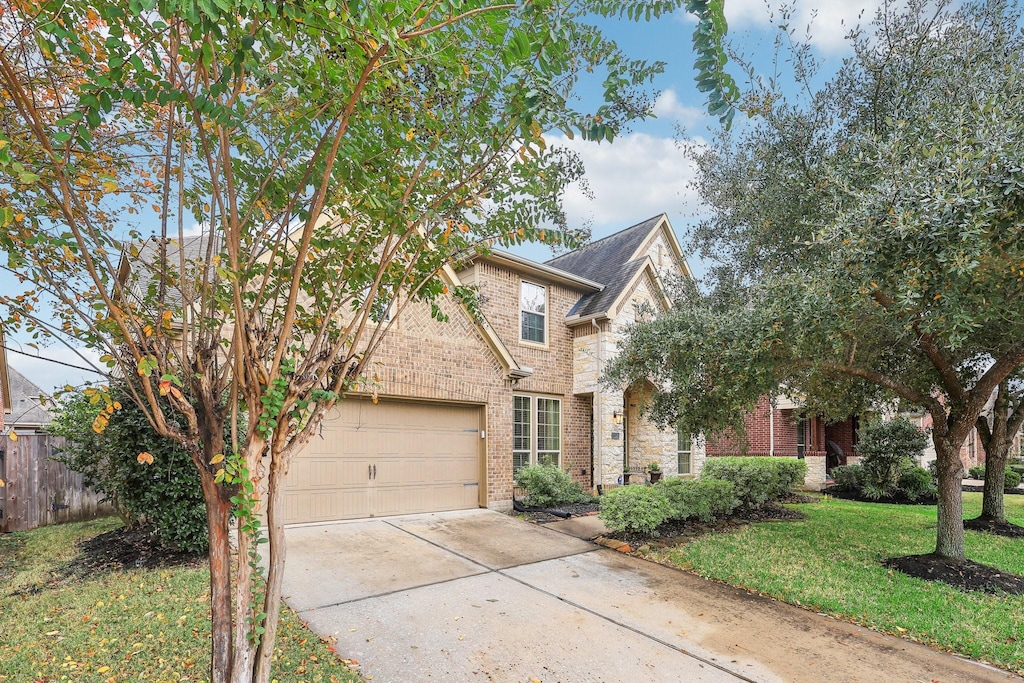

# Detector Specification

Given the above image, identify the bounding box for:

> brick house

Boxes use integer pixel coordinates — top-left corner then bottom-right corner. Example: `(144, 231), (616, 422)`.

(282, 214), (705, 523)
(704, 395), (856, 488)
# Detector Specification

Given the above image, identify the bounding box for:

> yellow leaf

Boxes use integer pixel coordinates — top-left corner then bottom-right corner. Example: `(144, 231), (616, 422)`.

(143, 324), (154, 337)
(137, 452), (154, 465)
(8, 431), (17, 442)
(101, 180), (118, 193)
(210, 453), (225, 465)
(97, 667), (110, 674)
(0, 478), (5, 487)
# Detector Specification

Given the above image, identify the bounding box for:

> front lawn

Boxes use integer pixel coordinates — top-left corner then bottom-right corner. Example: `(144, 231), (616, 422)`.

(0, 518), (362, 682)
(651, 492), (1024, 674)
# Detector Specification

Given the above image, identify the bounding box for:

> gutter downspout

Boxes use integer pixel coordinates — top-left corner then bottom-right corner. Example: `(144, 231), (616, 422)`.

(593, 317), (602, 493)
(769, 397), (776, 457)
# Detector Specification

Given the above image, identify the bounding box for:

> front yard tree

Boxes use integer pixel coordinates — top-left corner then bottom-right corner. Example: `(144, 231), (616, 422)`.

(0, 0), (732, 681)
(607, 0), (1024, 561)
(973, 380), (1024, 525)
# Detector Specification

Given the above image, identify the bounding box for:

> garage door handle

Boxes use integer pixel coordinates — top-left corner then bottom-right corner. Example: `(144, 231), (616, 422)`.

(368, 464), (372, 480)
(372, 464), (377, 479)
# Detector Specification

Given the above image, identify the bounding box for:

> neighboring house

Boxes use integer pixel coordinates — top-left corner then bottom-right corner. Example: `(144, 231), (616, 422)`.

(281, 214), (704, 523)
(704, 394), (856, 488)
(0, 365), (112, 532)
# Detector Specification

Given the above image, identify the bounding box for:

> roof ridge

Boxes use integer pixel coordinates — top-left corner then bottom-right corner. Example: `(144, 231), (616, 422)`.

(546, 213), (665, 264)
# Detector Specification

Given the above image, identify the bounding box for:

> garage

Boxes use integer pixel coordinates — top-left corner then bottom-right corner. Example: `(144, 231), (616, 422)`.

(284, 397), (484, 524)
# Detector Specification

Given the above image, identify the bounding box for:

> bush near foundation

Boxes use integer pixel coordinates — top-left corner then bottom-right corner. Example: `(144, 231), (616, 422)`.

(660, 478), (737, 522)
(700, 457), (807, 510)
(514, 464), (593, 508)
(598, 485), (672, 534)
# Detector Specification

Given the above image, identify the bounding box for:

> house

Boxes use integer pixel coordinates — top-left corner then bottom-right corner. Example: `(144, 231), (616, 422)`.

(282, 214), (705, 523)
(0, 364), (112, 532)
(703, 394), (856, 487)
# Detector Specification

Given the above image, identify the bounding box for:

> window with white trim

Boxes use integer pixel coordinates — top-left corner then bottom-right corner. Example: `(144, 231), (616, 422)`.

(677, 427), (692, 475)
(512, 395), (561, 472)
(520, 281), (546, 344)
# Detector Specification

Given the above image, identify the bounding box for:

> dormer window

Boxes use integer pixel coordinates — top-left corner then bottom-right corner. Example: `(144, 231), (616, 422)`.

(520, 281), (546, 344)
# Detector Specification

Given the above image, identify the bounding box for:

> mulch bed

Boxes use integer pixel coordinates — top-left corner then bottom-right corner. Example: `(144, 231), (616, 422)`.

(961, 484), (1024, 495)
(9, 525), (204, 596)
(514, 501), (600, 523)
(884, 554), (1024, 595)
(74, 525), (206, 573)
(606, 502), (807, 551)
(823, 488), (938, 505)
(963, 517), (1024, 539)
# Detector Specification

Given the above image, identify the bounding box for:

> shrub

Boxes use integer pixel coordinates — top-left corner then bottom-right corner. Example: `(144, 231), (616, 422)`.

(857, 418), (927, 499)
(830, 464), (866, 493)
(660, 478), (736, 523)
(598, 485), (672, 534)
(897, 467), (936, 502)
(514, 464), (593, 508)
(1010, 463), (1024, 476)
(968, 465), (986, 480)
(700, 457), (807, 510)
(50, 385), (208, 552)
(1005, 469), (1022, 490)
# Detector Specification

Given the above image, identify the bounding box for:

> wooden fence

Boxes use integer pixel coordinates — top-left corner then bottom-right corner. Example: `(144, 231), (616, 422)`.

(1, 433), (113, 533)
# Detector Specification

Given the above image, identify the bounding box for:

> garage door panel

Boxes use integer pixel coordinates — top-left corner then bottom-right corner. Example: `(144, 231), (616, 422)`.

(285, 399), (482, 524)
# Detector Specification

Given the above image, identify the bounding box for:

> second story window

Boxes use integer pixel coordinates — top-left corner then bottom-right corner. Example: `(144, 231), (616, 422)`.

(520, 281), (546, 344)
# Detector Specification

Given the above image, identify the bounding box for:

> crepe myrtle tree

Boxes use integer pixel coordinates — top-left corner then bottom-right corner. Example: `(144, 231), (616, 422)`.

(607, 0), (1024, 561)
(0, 0), (734, 680)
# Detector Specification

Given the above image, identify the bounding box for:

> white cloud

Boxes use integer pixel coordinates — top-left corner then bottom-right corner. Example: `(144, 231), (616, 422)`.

(550, 132), (706, 232)
(722, 0), (883, 54)
(652, 89), (709, 130)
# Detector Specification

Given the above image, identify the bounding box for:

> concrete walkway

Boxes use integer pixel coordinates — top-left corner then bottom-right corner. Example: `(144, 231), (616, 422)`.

(281, 509), (1016, 683)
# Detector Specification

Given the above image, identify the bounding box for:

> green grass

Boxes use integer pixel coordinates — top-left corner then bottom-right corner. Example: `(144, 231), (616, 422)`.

(651, 492), (1024, 674)
(0, 519), (362, 682)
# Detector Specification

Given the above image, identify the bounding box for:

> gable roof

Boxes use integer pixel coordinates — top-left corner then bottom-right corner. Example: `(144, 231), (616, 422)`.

(116, 234), (217, 310)
(546, 214), (686, 321)
(546, 214), (663, 284)
(5, 366), (52, 430)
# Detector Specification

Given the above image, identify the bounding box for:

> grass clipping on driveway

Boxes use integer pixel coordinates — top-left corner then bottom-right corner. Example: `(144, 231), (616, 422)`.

(0, 517), (361, 683)
(650, 492), (1024, 674)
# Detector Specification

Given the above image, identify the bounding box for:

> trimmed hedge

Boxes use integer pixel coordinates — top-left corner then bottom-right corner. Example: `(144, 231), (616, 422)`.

(897, 466), (937, 501)
(597, 485), (672, 534)
(831, 464), (865, 493)
(700, 457), (807, 510)
(514, 464), (593, 508)
(660, 478), (737, 523)
(965, 465), (1023, 490)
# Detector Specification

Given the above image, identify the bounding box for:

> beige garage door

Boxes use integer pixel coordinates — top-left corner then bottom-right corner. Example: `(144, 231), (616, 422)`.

(284, 398), (483, 524)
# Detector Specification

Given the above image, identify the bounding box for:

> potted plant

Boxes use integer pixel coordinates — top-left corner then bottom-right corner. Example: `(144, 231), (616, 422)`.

(647, 461), (662, 483)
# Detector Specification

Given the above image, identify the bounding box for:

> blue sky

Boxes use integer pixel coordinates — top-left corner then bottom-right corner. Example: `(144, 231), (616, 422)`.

(4, 0), (883, 394)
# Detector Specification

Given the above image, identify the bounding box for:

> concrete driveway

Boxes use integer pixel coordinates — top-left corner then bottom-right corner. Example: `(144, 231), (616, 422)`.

(282, 509), (1015, 683)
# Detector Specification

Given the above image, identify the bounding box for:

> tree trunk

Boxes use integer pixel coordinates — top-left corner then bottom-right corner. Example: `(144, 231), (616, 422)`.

(200, 471), (235, 683)
(980, 449), (1008, 522)
(254, 453), (289, 683)
(933, 437), (965, 560)
(974, 381), (1024, 523)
